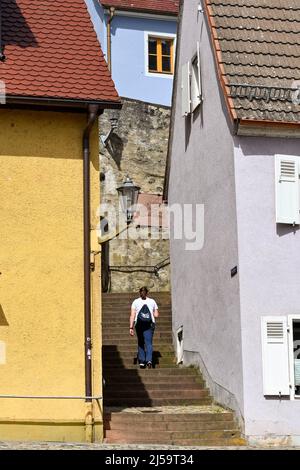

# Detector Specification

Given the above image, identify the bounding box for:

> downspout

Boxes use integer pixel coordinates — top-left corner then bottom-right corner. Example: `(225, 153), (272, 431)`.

(106, 7), (115, 72)
(83, 104), (99, 442)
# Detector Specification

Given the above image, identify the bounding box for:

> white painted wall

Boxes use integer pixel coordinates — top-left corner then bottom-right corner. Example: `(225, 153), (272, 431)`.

(235, 137), (300, 442)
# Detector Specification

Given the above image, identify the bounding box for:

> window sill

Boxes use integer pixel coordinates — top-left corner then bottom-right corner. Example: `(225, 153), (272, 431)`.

(145, 71), (174, 79)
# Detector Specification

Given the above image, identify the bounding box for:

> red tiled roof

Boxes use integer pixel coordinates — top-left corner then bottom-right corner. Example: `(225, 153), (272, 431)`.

(0, 0), (120, 105)
(100, 0), (179, 16)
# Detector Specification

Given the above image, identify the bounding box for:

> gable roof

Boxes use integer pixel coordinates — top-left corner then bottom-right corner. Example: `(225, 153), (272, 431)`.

(205, 0), (300, 125)
(0, 0), (120, 107)
(100, 0), (179, 16)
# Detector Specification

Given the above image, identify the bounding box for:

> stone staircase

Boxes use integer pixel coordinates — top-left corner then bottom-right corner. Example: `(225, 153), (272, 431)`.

(102, 292), (245, 446)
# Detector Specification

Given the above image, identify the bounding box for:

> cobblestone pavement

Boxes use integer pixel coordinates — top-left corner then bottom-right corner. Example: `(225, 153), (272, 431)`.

(0, 441), (297, 450)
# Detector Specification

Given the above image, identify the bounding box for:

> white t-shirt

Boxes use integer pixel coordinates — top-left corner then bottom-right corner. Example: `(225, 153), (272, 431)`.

(131, 297), (158, 324)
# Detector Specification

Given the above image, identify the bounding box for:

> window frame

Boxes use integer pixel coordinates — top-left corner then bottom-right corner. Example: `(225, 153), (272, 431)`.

(144, 31), (176, 79)
(288, 315), (300, 400)
(191, 41), (202, 112)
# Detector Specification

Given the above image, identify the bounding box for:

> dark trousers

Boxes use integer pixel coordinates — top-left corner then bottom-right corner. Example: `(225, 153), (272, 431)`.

(136, 323), (155, 364)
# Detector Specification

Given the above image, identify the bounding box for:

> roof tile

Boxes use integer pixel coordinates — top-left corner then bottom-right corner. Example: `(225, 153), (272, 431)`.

(0, 0), (120, 104)
(206, 0), (300, 123)
(100, 0), (179, 16)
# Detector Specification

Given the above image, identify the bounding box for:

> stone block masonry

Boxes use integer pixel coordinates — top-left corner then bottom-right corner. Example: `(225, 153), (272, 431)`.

(99, 99), (171, 293)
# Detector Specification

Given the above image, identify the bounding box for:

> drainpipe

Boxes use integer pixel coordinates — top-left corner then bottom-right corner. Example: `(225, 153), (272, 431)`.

(106, 7), (115, 72)
(83, 104), (99, 441)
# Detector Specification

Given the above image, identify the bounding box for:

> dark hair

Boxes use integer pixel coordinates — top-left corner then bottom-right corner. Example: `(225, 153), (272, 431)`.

(139, 286), (148, 294)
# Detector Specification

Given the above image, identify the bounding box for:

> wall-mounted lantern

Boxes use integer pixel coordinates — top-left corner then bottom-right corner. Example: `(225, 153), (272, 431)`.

(117, 176), (140, 224)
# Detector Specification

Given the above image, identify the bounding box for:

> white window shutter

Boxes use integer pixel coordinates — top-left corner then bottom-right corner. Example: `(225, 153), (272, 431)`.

(197, 41), (202, 103)
(191, 42), (202, 111)
(261, 316), (290, 396)
(181, 62), (191, 117)
(275, 155), (300, 225)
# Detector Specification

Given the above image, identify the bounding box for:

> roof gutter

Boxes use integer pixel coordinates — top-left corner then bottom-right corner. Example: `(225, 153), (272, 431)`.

(4, 94), (121, 110)
(237, 118), (300, 138)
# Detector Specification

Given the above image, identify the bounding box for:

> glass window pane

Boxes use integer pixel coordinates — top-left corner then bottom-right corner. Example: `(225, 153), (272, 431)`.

(162, 56), (171, 73)
(149, 55), (158, 71)
(162, 40), (172, 56)
(148, 39), (157, 54)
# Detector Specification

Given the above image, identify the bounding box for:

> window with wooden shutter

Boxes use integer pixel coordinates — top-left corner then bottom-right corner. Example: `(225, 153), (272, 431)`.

(261, 316), (290, 396)
(191, 42), (202, 111)
(182, 62), (191, 117)
(275, 155), (300, 225)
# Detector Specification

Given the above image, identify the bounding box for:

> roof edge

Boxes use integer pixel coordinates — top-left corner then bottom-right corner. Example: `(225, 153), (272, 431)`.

(204, 0), (237, 123)
(102, 3), (178, 16)
(237, 119), (300, 138)
(3, 94), (122, 110)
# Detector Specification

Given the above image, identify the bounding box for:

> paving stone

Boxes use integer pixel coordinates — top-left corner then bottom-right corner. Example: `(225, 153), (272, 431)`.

(0, 441), (298, 450)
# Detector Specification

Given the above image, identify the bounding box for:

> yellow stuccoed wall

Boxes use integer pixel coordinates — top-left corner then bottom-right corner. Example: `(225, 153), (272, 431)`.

(0, 109), (102, 442)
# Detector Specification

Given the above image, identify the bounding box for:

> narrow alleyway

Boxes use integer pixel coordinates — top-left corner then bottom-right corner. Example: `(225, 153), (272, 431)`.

(102, 293), (245, 446)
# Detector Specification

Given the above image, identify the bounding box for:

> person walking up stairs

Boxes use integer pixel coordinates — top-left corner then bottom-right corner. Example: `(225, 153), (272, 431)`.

(102, 291), (245, 446)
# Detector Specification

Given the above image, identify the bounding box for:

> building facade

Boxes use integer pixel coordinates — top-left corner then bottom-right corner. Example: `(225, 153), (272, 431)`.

(0, 0), (120, 442)
(86, 1), (179, 293)
(166, 0), (300, 445)
(87, 0), (178, 106)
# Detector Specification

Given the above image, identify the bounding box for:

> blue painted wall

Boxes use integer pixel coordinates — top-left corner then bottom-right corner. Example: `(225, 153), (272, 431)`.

(87, 1), (177, 106)
(85, 0), (106, 53)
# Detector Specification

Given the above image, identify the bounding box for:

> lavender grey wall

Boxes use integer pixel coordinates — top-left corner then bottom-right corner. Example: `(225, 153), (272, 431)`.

(168, 0), (244, 421)
(235, 137), (300, 442)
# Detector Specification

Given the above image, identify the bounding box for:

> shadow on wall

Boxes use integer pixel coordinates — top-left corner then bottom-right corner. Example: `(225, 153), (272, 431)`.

(277, 224), (300, 238)
(2, 0), (38, 49)
(0, 305), (9, 326)
(105, 132), (124, 170)
(234, 135), (300, 158)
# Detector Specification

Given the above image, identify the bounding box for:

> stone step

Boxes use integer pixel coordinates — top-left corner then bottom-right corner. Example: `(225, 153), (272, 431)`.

(105, 436), (245, 446)
(103, 306), (171, 312)
(102, 340), (174, 355)
(102, 323), (173, 329)
(104, 411), (235, 423)
(104, 398), (213, 407)
(104, 377), (205, 386)
(102, 341), (174, 354)
(103, 328), (173, 341)
(104, 420), (237, 432)
(103, 351), (175, 360)
(102, 321), (172, 337)
(102, 294), (171, 300)
(102, 318), (172, 326)
(102, 302), (172, 312)
(102, 302), (172, 306)
(103, 359), (176, 368)
(105, 429), (240, 442)
(103, 367), (200, 377)
(105, 382), (206, 391)
(103, 340), (173, 347)
(104, 389), (210, 399)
